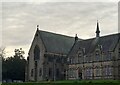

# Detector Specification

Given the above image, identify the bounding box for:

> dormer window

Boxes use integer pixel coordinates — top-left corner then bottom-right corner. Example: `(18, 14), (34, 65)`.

(78, 52), (82, 57)
(107, 52), (112, 61)
(78, 52), (82, 63)
(95, 50), (100, 61)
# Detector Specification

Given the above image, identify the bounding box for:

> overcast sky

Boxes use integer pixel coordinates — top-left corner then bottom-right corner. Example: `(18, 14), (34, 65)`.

(2, 1), (118, 58)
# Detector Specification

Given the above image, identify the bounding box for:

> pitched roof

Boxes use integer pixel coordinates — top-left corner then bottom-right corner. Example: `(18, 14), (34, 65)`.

(99, 33), (120, 52)
(38, 30), (82, 54)
(69, 33), (120, 56)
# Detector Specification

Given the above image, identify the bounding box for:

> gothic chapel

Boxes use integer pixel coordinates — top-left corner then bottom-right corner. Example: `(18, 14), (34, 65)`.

(25, 22), (120, 81)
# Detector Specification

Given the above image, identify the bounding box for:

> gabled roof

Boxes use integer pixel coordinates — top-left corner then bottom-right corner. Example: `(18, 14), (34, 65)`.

(38, 30), (82, 54)
(99, 33), (120, 52)
(69, 33), (120, 56)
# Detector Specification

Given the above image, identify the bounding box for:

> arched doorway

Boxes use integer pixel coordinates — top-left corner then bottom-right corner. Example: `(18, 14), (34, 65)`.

(78, 68), (82, 80)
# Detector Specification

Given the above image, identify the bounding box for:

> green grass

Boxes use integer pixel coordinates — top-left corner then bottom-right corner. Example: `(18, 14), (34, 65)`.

(2, 80), (120, 85)
(51, 80), (120, 83)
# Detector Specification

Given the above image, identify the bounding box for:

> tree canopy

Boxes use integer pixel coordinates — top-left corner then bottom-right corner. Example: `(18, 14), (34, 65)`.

(2, 48), (27, 81)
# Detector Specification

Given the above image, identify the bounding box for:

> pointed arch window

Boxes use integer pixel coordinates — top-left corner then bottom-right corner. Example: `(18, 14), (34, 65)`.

(107, 52), (112, 60)
(34, 45), (40, 60)
(104, 66), (112, 76)
(95, 50), (101, 61)
(49, 68), (52, 77)
(31, 69), (34, 77)
(78, 52), (82, 63)
(39, 68), (42, 77)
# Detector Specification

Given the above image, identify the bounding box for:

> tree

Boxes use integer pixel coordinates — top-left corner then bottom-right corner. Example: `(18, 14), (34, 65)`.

(0, 47), (5, 82)
(2, 48), (27, 81)
(0, 47), (6, 58)
(14, 48), (25, 59)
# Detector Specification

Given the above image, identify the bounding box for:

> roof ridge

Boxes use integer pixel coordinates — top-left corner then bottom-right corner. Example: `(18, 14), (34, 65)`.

(100, 32), (120, 38)
(38, 30), (82, 40)
(79, 32), (120, 42)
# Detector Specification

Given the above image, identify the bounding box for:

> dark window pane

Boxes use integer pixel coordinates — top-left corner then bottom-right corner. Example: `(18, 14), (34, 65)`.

(31, 69), (34, 77)
(34, 45), (40, 60)
(39, 68), (42, 76)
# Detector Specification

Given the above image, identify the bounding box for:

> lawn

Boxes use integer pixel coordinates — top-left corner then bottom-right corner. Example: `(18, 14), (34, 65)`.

(2, 80), (120, 85)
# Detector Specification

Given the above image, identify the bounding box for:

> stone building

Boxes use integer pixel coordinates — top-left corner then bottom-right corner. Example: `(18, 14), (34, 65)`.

(67, 22), (120, 80)
(25, 25), (77, 81)
(25, 22), (120, 81)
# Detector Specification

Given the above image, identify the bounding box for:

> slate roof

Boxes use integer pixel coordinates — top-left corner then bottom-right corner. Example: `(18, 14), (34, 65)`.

(99, 33), (120, 51)
(38, 30), (82, 54)
(69, 33), (120, 56)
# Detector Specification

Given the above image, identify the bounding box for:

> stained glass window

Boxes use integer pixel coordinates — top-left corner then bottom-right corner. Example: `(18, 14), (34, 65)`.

(39, 68), (42, 76)
(34, 45), (40, 60)
(31, 69), (34, 77)
(49, 68), (52, 77)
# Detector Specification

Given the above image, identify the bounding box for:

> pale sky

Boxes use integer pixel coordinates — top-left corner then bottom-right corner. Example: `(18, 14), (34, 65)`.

(1, 1), (119, 58)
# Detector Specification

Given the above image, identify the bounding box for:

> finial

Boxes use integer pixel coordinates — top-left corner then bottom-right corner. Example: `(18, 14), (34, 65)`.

(75, 34), (78, 42)
(96, 20), (100, 37)
(37, 25), (39, 30)
(75, 34), (77, 37)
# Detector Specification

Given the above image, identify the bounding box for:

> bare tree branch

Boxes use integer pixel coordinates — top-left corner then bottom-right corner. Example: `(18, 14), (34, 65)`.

(0, 47), (6, 58)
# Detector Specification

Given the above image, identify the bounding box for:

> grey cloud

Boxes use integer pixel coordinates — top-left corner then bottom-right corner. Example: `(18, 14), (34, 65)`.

(2, 2), (118, 56)
(2, 0), (119, 2)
